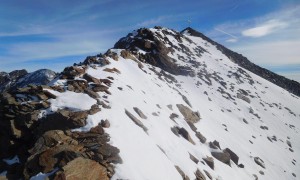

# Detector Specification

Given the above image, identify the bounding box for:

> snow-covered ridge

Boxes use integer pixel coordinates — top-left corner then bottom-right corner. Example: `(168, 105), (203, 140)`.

(1, 27), (299, 180)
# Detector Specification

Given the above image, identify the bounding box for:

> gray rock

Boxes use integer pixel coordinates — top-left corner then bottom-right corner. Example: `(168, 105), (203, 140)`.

(125, 109), (147, 132)
(133, 107), (147, 119)
(211, 151), (231, 166)
(254, 157), (265, 169)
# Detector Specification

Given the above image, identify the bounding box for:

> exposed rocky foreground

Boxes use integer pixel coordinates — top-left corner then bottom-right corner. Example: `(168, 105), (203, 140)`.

(0, 27), (299, 180)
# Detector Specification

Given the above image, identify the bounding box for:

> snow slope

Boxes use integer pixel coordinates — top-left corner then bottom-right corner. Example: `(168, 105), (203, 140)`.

(40, 27), (300, 179)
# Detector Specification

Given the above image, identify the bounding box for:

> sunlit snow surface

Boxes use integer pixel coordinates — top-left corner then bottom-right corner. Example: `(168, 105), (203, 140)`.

(48, 28), (300, 180)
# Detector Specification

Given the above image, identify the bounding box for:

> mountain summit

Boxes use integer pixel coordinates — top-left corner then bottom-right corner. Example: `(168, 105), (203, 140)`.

(0, 26), (299, 180)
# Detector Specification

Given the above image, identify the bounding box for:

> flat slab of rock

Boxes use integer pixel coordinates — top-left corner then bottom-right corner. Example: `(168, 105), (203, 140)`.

(58, 157), (109, 180)
(125, 109), (147, 132)
(133, 107), (147, 119)
(176, 104), (200, 123)
(254, 157), (265, 169)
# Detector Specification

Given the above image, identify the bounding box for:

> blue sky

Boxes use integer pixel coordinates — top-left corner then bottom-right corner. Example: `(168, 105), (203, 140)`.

(0, 0), (299, 82)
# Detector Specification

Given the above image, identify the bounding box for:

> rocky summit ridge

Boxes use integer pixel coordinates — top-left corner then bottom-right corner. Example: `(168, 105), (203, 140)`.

(0, 26), (299, 180)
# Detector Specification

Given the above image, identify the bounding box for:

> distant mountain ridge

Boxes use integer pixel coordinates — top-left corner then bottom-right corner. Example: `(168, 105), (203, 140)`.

(0, 69), (57, 93)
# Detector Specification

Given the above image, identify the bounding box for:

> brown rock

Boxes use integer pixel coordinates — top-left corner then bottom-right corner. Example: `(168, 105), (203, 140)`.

(101, 120), (110, 128)
(125, 109), (147, 132)
(195, 169), (206, 180)
(92, 85), (109, 92)
(203, 156), (214, 170)
(84, 89), (100, 99)
(175, 165), (190, 180)
(204, 170), (212, 180)
(103, 67), (121, 74)
(176, 104), (200, 123)
(120, 50), (137, 61)
(83, 74), (101, 84)
(58, 157), (109, 180)
(89, 104), (101, 115)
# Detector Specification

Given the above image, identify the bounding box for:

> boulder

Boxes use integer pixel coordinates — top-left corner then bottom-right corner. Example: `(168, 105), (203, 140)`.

(176, 104), (200, 123)
(211, 151), (231, 166)
(101, 120), (110, 128)
(55, 157), (109, 180)
(224, 148), (239, 165)
(84, 89), (100, 99)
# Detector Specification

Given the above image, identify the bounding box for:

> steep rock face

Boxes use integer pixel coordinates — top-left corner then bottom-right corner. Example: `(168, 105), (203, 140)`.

(181, 27), (300, 97)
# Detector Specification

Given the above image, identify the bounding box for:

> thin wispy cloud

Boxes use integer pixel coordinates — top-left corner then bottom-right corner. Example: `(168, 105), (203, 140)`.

(242, 19), (288, 37)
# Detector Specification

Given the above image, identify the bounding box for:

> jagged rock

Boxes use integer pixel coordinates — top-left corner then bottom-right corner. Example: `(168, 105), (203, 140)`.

(176, 104), (200, 123)
(195, 132), (206, 143)
(204, 170), (212, 180)
(83, 73), (101, 84)
(175, 165), (190, 180)
(178, 127), (195, 145)
(84, 89), (100, 99)
(89, 104), (101, 115)
(209, 142), (218, 149)
(103, 68), (121, 74)
(195, 169), (206, 180)
(43, 90), (57, 99)
(203, 156), (214, 170)
(189, 153), (199, 164)
(55, 157), (109, 180)
(254, 157), (265, 169)
(38, 109), (88, 133)
(224, 148), (239, 165)
(120, 50), (137, 61)
(29, 130), (78, 155)
(169, 113), (179, 121)
(100, 78), (113, 86)
(125, 109), (147, 132)
(212, 140), (221, 149)
(211, 151), (231, 166)
(92, 84), (109, 92)
(61, 66), (85, 79)
(133, 107), (147, 119)
(25, 144), (85, 177)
